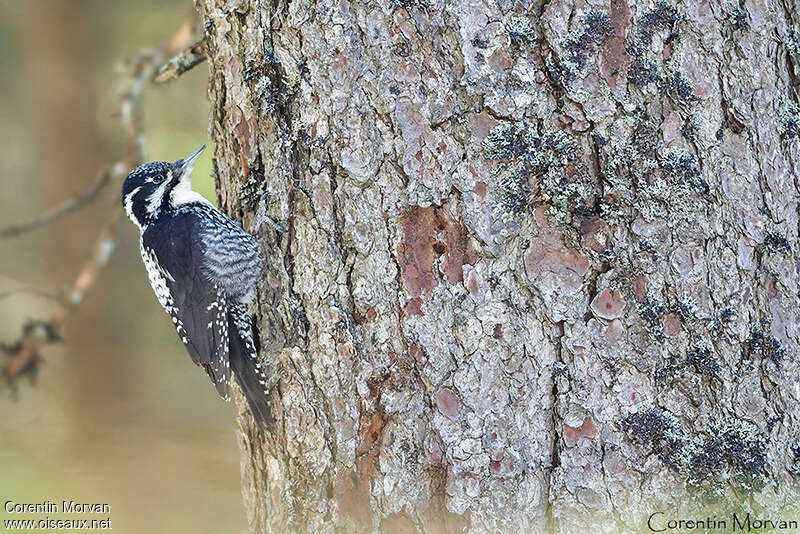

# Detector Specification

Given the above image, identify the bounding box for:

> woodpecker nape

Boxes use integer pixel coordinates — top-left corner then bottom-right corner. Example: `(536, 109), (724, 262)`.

(122, 145), (272, 430)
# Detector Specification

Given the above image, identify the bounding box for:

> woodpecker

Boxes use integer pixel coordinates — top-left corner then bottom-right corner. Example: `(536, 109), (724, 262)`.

(121, 145), (271, 430)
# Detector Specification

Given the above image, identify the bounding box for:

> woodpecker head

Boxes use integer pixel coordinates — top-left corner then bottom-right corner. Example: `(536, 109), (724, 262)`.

(122, 145), (207, 228)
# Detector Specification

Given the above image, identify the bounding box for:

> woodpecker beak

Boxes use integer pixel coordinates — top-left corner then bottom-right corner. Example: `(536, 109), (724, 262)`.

(179, 145), (206, 175)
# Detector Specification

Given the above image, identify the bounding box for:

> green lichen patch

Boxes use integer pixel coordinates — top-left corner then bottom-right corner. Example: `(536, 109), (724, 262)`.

(743, 322), (786, 364)
(713, 418), (768, 490)
(594, 117), (711, 225)
(496, 162), (531, 215)
(777, 100), (800, 140)
(505, 15), (538, 46)
(762, 231), (792, 254)
(659, 147), (709, 196)
(622, 407), (768, 490)
(482, 122), (530, 160)
(559, 9), (613, 80)
(237, 164), (266, 209)
(482, 122), (594, 221)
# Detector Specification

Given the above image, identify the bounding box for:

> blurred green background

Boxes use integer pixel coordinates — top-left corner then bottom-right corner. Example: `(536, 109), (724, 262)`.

(0, 1), (248, 532)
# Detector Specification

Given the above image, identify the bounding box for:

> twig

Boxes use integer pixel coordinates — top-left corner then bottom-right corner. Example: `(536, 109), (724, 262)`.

(154, 39), (206, 84)
(2, 212), (123, 383)
(0, 163), (125, 239)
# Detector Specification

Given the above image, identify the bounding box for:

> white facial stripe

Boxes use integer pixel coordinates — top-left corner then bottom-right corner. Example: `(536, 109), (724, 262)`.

(124, 187), (141, 227)
(146, 172), (172, 216)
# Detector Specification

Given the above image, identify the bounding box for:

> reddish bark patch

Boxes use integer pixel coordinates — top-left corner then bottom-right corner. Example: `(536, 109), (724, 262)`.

(632, 274), (648, 301)
(231, 105), (258, 173)
(605, 319), (625, 344)
(493, 324), (504, 339)
(465, 238), (482, 266)
(403, 297), (423, 317)
(524, 243), (590, 294)
(599, 0), (632, 95)
(574, 214), (610, 253)
(563, 416), (598, 447)
(473, 181), (488, 199)
(409, 344), (424, 364)
(436, 388), (459, 420)
(358, 410), (388, 459)
(662, 313), (682, 337)
(398, 206), (470, 296)
(590, 289), (626, 320)
(469, 112), (498, 141)
(428, 432), (445, 466)
(398, 207), (438, 297)
(487, 48), (513, 72)
(465, 270), (481, 297)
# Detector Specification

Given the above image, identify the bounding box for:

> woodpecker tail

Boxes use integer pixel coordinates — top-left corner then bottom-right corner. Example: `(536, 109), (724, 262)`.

(228, 303), (273, 431)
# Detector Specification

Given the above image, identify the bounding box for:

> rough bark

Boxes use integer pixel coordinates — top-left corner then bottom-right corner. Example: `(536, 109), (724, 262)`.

(196, 0), (800, 532)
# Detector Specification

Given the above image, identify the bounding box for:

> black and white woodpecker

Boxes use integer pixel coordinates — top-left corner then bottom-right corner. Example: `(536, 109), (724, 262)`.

(121, 145), (271, 430)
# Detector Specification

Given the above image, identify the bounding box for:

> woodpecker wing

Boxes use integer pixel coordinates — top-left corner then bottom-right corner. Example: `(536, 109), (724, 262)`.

(188, 206), (264, 301)
(141, 211), (231, 398)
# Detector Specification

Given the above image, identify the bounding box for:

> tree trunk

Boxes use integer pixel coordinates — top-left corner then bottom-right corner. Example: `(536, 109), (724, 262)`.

(196, 0), (800, 531)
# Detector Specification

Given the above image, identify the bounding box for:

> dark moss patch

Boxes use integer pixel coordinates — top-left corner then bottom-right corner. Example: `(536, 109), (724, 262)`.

(636, 298), (667, 339)
(629, 56), (661, 88)
(496, 163), (531, 215)
(763, 231), (791, 254)
(621, 406), (684, 472)
(483, 122), (592, 220)
(621, 408), (768, 490)
(709, 307), (735, 339)
(790, 440), (800, 474)
(662, 70), (699, 103)
(729, 9), (749, 31)
(636, 1), (680, 48)
(716, 420), (767, 490)
(778, 100), (800, 140)
(743, 323), (786, 363)
(482, 122), (529, 160)
(659, 147), (709, 197)
(685, 345), (722, 377)
(787, 26), (800, 56)
(560, 9), (613, 78)
(505, 15), (538, 46)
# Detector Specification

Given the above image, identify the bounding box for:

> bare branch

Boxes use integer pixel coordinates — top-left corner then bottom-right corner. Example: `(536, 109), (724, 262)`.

(153, 39), (207, 84)
(2, 212), (123, 383)
(0, 163), (126, 239)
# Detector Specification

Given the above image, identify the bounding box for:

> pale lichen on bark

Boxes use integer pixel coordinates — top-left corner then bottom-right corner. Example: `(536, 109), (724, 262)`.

(197, 0), (799, 532)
